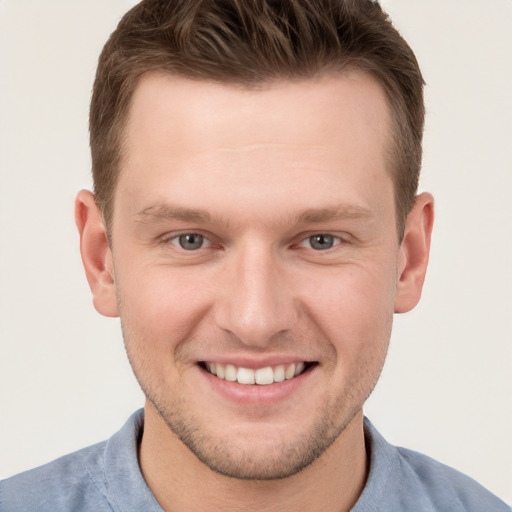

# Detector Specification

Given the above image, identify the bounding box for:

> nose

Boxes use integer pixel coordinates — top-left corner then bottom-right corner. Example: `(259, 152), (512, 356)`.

(214, 242), (299, 348)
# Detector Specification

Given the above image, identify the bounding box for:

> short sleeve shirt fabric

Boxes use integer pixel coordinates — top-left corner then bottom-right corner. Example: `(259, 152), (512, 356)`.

(1, 410), (509, 511)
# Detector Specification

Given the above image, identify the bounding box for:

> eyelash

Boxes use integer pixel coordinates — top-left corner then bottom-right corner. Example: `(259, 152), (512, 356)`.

(161, 232), (346, 252)
(297, 234), (343, 251)
(166, 233), (212, 251)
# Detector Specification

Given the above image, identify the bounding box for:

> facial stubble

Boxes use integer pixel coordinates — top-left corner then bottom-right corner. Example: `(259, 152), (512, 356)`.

(121, 323), (389, 481)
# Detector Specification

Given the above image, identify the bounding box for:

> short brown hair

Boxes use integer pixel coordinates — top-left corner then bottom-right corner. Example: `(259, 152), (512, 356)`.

(90, 0), (424, 237)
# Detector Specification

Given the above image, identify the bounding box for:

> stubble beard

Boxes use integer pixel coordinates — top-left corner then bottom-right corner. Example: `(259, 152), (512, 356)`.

(120, 317), (389, 481)
(146, 391), (360, 480)
(127, 353), (384, 481)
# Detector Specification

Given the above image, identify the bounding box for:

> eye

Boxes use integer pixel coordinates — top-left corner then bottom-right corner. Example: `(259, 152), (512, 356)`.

(171, 233), (210, 251)
(303, 234), (341, 251)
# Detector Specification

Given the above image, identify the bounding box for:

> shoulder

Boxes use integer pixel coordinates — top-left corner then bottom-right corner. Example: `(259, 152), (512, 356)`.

(0, 409), (151, 512)
(355, 418), (510, 512)
(396, 445), (510, 512)
(0, 441), (112, 512)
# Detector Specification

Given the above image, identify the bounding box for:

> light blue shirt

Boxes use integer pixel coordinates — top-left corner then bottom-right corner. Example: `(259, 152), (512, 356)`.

(1, 410), (509, 511)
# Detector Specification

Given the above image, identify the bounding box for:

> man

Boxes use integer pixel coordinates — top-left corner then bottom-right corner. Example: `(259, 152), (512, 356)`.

(0, 1), (508, 511)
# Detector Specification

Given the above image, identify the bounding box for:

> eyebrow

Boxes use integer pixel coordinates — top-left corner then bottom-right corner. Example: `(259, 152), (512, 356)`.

(133, 203), (375, 227)
(294, 205), (375, 224)
(134, 205), (213, 224)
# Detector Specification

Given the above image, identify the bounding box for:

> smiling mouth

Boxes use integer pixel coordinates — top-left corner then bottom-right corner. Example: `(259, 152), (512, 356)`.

(199, 361), (315, 385)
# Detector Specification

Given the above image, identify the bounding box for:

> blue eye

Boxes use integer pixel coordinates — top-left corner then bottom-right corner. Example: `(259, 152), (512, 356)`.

(307, 234), (339, 250)
(173, 233), (207, 250)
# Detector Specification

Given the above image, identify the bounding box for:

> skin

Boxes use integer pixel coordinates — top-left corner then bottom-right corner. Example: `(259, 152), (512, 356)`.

(76, 71), (433, 512)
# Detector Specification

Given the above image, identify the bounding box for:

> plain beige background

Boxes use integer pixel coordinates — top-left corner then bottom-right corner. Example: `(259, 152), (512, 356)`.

(1, 0), (511, 503)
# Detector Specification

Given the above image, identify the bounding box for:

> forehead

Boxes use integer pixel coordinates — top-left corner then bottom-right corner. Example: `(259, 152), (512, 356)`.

(117, 71), (394, 226)
(124, 70), (391, 158)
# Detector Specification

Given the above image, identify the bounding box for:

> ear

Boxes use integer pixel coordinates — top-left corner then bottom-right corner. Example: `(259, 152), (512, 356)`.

(75, 190), (119, 317)
(394, 192), (434, 314)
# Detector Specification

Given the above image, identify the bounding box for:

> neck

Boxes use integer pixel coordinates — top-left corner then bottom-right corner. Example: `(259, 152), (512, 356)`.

(139, 402), (368, 512)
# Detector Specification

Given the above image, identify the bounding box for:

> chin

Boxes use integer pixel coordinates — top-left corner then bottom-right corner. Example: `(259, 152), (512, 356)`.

(149, 394), (360, 481)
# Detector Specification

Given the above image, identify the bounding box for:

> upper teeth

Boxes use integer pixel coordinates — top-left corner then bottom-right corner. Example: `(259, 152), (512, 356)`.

(205, 362), (306, 385)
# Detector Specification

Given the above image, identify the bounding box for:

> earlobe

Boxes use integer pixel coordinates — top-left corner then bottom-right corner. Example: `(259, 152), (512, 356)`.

(394, 192), (434, 314)
(75, 190), (119, 318)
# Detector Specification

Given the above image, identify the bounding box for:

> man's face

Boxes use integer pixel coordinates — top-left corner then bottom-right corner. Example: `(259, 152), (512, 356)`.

(108, 72), (402, 479)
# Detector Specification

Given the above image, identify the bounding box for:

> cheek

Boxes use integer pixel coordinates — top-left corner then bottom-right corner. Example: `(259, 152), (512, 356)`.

(115, 262), (215, 355)
(298, 263), (397, 355)
(115, 266), (216, 397)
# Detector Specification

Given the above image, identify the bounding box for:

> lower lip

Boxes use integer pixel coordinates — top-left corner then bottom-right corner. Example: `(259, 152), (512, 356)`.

(197, 364), (316, 406)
